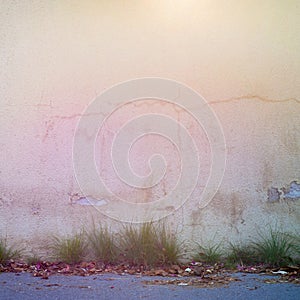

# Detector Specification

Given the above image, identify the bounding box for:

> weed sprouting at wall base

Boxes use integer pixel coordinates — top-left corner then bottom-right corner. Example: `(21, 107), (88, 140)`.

(88, 225), (118, 264)
(253, 229), (299, 267)
(118, 222), (182, 266)
(193, 242), (223, 264)
(50, 233), (87, 264)
(0, 239), (21, 264)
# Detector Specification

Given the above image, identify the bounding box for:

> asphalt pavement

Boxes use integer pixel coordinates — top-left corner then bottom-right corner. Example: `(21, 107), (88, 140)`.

(0, 272), (299, 300)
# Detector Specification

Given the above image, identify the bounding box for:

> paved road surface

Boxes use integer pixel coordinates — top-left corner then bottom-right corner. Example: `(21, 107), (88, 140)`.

(0, 272), (299, 299)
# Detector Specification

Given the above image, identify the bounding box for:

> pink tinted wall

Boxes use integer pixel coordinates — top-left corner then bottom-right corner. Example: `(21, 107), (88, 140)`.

(0, 1), (299, 255)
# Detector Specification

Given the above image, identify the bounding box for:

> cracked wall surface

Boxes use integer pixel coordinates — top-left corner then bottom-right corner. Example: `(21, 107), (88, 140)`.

(0, 1), (300, 255)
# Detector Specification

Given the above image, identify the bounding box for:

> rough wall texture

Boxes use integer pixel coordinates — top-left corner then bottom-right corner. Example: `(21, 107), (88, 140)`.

(0, 1), (299, 256)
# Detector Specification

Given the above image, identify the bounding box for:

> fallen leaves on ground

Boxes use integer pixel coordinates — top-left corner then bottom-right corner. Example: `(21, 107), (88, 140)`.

(0, 260), (299, 285)
(235, 264), (300, 284)
(142, 275), (240, 288)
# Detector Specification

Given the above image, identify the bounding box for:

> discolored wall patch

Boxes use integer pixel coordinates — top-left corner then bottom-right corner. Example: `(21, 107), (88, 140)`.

(267, 181), (300, 202)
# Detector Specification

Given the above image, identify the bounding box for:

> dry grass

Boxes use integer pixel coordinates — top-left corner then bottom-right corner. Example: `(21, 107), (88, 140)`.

(88, 225), (118, 264)
(50, 233), (87, 264)
(0, 239), (21, 264)
(118, 222), (182, 266)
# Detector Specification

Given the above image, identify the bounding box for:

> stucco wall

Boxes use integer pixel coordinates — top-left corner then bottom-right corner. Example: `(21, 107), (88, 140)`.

(1, 1), (299, 256)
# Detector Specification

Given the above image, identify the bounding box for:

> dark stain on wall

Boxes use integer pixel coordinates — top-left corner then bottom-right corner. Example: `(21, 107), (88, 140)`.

(209, 192), (246, 226)
(267, 187), (281, 202)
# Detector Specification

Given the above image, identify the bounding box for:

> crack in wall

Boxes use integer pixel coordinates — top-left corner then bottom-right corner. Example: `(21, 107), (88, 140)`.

(51, 112), (106, 120)
(51, 99), (182, 120)
(49, 94), (300, 120)
(209, 95), (300, 105)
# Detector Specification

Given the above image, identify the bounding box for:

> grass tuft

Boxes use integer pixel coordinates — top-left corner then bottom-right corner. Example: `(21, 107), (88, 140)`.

(118, 222), (157, 266)
(50, 233), (86, 264)
(0, 239), (20, 264)
(26, 253), (42, 265)
(193, 242), (223, 264)
(253, 230), (297, 267)
(289, 234), (300, 264)
(156, 224), (183, 265)
(118, 222), (181, 266)
(88, 225), (118, 264)
(226, 242), (257, 266)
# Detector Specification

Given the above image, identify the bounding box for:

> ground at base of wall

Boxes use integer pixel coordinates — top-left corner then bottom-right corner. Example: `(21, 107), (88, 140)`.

(0, 260), (299, 285)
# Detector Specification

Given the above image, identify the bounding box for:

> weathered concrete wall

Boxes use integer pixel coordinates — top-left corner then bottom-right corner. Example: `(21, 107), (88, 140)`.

(1, 1), (299, 256)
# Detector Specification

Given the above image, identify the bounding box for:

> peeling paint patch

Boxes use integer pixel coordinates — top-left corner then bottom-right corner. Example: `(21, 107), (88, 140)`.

(267, 181), (300, 202)
(283, 181), (300, 199)
(71, 196), (108, 206)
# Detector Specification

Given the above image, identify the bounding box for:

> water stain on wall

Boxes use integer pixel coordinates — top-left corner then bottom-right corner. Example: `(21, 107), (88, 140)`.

(190, 192), (246, 232)
(210, 192), (246, 225)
